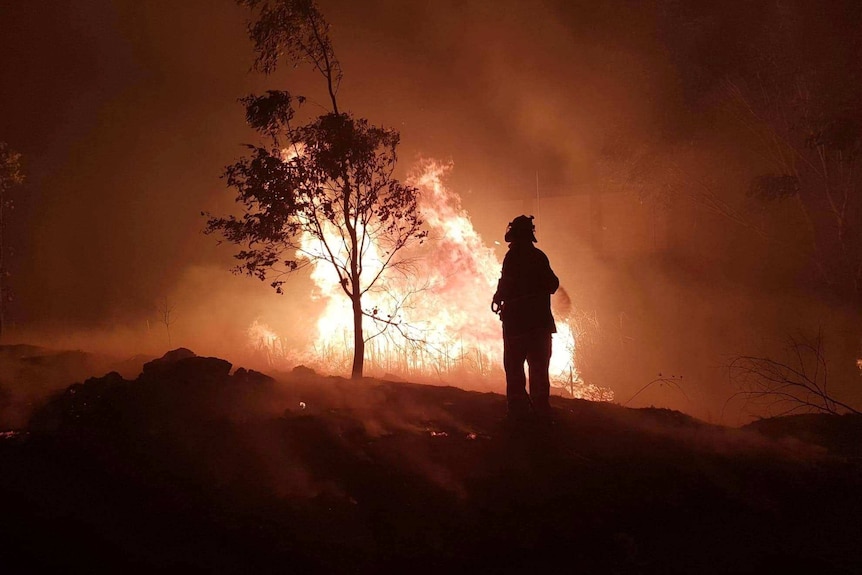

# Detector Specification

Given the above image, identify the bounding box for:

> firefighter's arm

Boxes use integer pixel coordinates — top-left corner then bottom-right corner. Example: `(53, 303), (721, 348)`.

(492, 277), (508, 307)
(493, 253), (514, 303)
(491, 287), (503, 316)
(542, 252), (560, 294)
(547, 268), (560, 294)
(492, 265), (513, 316)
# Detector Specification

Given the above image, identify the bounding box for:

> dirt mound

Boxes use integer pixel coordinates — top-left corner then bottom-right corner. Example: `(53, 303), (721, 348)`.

(743, 413), (862, 458)
(29, 348), (275, 436)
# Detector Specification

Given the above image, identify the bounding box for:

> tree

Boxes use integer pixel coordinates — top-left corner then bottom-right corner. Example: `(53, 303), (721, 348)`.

(643, 1), (862, 399)
(728, 331), (860, 417)
(597, 134), (768, 247)
(725, 65), (862, 300)
(157, 296), (177, 348)
(720, 1), (862, 388)
(0, 143), (24, 341)
(206, 0), (426, 378)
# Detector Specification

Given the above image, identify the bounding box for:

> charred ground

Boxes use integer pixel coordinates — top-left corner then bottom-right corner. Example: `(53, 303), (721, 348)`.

(1, 347), (861, 574)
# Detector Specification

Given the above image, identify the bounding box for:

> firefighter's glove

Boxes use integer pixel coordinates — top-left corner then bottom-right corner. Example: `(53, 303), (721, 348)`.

(491, 294), (503, 317)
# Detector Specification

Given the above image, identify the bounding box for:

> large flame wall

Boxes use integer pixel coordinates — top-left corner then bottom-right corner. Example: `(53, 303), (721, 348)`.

(249, 161), (613, 401)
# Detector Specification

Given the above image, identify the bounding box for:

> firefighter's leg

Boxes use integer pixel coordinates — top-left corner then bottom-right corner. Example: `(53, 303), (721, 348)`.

(527, 331), (553, 417)
(503, 335), (531, 417)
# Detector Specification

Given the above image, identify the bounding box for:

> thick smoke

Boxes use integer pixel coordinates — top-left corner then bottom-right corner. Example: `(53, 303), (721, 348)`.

(1, 0), (860, 424)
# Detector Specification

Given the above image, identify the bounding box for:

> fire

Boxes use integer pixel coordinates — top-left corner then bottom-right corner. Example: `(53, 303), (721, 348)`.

(247, 320), (287, 363)
(249, 160), (613, 401)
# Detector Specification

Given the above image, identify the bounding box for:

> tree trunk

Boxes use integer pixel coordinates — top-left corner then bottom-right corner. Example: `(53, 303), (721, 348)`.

(351, 294), (364, 379)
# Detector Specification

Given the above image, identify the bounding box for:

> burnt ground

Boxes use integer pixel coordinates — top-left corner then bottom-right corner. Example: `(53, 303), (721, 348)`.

(1, 348), (861, 574)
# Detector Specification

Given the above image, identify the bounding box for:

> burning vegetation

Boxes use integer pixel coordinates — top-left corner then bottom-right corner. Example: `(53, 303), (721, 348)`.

(203, 0), (610, 401)
(4, 1), (862, 571)
(246, 160), (611, 401)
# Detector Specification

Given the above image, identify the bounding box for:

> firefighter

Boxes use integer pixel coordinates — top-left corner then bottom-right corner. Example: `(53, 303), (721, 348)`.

(492, 215), (560, 423)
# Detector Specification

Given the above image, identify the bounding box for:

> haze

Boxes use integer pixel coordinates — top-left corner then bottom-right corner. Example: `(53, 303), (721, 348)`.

(2, 0), (860, 423)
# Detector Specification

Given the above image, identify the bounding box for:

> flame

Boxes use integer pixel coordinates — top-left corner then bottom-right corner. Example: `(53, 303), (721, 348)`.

(249, 160), (613, 401)
(247, 319), (288, 363)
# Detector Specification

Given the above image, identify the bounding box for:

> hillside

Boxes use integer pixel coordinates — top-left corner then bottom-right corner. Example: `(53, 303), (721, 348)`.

(1, 348), (861, 574)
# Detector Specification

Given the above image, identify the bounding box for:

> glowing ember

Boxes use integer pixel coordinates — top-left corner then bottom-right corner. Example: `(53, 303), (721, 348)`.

(249, 160), (613, 401)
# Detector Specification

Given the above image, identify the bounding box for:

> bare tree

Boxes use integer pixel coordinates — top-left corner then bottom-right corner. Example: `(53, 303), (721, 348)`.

(597, 134), (768, 241)
(206, 0), (426, 378)
(724, 75), (862, 297)
(728, 331), (860, 417)
(157, 297), (177, 349)
(609, 3), (862, 395)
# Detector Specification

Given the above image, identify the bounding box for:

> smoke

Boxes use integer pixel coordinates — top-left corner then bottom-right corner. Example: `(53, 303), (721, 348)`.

(2, 0), (860, 424)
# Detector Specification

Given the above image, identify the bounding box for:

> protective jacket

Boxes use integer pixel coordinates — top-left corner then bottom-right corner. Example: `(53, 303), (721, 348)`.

(494, 241), (559, 338)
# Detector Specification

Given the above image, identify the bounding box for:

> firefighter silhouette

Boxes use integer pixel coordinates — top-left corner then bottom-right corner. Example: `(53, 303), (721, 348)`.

(492, 215), (559, 421)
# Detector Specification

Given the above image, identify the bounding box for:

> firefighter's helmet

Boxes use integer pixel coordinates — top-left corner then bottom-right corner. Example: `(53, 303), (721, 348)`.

(505, 214), (537, 243)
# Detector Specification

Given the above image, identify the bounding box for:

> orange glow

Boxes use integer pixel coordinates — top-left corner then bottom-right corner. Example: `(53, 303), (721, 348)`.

(250, 160), (613, 401)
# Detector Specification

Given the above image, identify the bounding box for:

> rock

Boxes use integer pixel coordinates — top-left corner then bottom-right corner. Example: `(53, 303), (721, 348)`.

(153, 356), (233, 384)
(29, 371), (129, 434)
(291, 365), (317, 379)
(110, 354), (154, 379)
(233, 367), (275, 385)
(141, 349), (232, 385)
(141, 348), (197, 376)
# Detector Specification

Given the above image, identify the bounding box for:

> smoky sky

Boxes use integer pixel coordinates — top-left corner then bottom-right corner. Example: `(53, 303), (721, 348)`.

(0, 0), (706, 324)
(2, 0), (861, 420)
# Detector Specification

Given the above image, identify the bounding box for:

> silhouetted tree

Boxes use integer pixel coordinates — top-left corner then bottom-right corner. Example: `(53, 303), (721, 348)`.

(0, 143), (24, 341)
(206, 0), (426, 378)
(726, 70), (862, 295)
(631, 2), (862, 404)
(597, 134), (766, 246)
(729, 331), (860, 416)
(157, 296), (177, 348)
(721, 1), (862, 388)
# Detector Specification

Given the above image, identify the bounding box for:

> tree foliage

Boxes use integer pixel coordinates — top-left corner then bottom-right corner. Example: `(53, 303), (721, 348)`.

(239, 0), (342, 112)
(717, 2), (862, 406)
(210, 111), (424, 295)
(608, 2), (862, 412)
(722, 2), (862, 298)
(206, 0), (425, 378)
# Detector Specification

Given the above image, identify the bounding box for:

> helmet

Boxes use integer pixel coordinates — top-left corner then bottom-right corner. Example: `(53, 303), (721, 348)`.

(504, 215), (537, 243)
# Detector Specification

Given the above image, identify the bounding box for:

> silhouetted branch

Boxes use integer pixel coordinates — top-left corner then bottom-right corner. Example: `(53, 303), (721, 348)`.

(727, 331), (860, 416)
(625, 374), (689, 407)
(157, 296), (177, 348)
